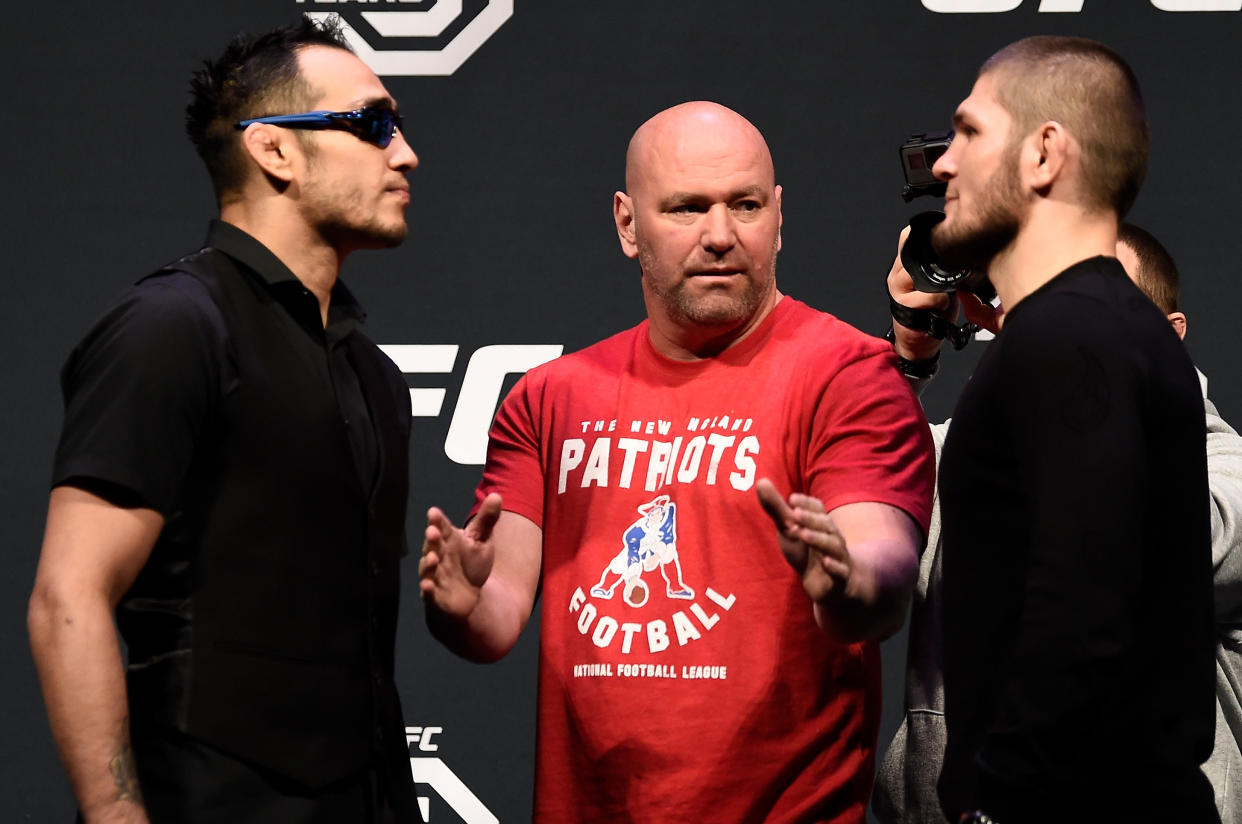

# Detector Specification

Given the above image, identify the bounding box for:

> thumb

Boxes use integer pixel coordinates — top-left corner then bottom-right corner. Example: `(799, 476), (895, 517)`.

(755, 478), (792, 529)
(468, 493), (503, 542)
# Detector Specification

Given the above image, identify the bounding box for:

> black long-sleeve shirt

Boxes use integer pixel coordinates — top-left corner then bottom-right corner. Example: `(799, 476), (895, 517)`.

(937, 256), (1218, 823)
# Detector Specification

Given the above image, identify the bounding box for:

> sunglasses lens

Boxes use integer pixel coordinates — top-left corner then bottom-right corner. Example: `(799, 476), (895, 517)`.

(361, 109), (397, 148)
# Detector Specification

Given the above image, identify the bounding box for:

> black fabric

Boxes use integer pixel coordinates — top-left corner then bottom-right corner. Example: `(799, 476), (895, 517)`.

(52, 222), (416, 818)
(936, 257), (1219, 823)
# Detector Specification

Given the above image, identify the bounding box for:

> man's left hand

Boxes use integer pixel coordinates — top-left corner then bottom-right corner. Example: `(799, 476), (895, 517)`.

(756, 478), (851, 602)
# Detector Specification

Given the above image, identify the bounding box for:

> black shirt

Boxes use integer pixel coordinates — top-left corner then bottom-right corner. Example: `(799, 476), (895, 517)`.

(937, 257), (1218, 823)
(55, 219), (379, 511)
(51, 221), (415, 807)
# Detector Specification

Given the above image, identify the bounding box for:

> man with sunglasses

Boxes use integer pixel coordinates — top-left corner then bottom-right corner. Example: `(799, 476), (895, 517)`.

(28, 18), (418, 823)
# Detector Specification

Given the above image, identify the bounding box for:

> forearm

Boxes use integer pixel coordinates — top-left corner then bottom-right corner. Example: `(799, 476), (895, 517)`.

(425, 574), (533, 663)
(814, 536), (918, 642)
(28, 589), (148, 824)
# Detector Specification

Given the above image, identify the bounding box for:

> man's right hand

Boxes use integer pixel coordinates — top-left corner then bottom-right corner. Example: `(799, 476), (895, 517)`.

(888, 225), (957, 363)
(419, 493), (503, 619)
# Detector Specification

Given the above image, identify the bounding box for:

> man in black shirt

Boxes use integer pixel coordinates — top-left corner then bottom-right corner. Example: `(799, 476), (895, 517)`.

(926, 36), (1218, 823)
(27, 19), (419, 823)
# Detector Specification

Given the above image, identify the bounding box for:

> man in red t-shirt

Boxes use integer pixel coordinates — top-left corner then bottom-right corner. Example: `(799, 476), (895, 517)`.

(419, 101), (935, 823)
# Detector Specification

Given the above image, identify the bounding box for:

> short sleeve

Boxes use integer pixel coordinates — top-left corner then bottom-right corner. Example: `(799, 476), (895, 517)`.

(53, 273), (228, 515)
(807, 346), (936, 533)
(471, 371), (546, 527)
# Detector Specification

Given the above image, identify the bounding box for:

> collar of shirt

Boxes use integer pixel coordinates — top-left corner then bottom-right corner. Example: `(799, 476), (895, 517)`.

(205, 219), (366, 345)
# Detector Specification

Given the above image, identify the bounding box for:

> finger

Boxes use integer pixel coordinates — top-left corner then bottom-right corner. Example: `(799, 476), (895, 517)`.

(795, 524), (847, 559)
(791, 507), (840, 536)
(425, 505), (454, 533)
(787, 492), (826, 515)
(755, 478), (793, 528)
(421, 522), (445, 557)
(467, 493), (504, 542)
(958, 289), (1003, 333)
(818, 552), (851, 582)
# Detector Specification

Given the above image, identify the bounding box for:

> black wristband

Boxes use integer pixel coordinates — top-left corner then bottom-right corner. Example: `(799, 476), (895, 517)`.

(884, 326), (940, 379)
(889, 294), (978, 350)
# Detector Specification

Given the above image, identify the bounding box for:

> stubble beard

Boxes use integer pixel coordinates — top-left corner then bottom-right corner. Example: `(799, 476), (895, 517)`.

(302, 151), (408, 250)
(638, 236), (779, 327)
(932, 142), (1023, 272)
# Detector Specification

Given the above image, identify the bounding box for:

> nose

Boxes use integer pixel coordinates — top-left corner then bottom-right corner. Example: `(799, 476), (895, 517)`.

(389, 128), (419, 172)
(932, 140), (957, 182)
(701, 204), (736, 254)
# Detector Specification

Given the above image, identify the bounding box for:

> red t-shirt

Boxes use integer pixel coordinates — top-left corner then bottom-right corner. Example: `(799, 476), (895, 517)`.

(476, 297), (934, 822)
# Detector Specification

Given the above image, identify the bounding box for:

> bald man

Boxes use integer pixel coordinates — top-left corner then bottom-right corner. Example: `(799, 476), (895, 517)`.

(418, 101), (934, 822)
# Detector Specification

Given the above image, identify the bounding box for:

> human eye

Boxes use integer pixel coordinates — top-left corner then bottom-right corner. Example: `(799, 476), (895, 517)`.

(667, 202), (705, 217)
(731, 199), (764, 218)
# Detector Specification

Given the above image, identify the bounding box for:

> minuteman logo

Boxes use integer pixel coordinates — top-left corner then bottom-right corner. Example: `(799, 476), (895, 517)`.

(590, 495), (694, 607)
(296, 2), (514, 76)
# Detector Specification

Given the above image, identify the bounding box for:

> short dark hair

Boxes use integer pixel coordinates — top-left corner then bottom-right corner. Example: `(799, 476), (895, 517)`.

(1118, 222), (1180, 314)
(185, 18), (352, 199)
(981, 36), (1149, 218)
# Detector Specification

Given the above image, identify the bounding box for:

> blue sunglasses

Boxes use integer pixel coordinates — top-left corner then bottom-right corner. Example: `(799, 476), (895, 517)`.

(235, 106), (404, 148)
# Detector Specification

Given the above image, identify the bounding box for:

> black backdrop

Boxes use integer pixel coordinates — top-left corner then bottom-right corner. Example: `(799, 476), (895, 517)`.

(4, 2), (1240, 820)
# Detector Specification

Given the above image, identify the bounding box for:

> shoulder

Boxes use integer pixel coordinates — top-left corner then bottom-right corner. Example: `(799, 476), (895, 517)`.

(1008, 258), (1162, 342)
(771, 298), (897, 388)
(774, 297), (891, 361)
(1002, 260), (1176, 371)
(66, 266), (228, 377)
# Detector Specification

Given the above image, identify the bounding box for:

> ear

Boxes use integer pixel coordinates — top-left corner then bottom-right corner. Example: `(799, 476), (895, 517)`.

(1026, 121), (1070, 194)
(237, 123), (298, 185)
(774, 184), (783, 253)
(1167, 311), (1187, 341)
(614, 191), (638, 259)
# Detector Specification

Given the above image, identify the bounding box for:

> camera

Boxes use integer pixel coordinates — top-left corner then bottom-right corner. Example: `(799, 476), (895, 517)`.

(899, 131), (995, 302)
(900, 131), (952, 203)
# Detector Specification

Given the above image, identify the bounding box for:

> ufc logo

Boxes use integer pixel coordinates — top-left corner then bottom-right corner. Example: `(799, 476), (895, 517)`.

(923, 0), (1239, 10)
(381, 344), (563, 465)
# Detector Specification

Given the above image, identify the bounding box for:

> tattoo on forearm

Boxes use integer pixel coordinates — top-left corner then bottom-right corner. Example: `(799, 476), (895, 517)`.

(108, 718), (143, 804)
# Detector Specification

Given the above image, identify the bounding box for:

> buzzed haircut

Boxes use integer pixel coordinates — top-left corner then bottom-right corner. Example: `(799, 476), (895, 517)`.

(185, 17), (353, 199)
(981, 35), (1149, 219)
(1119, 222), (1180, 314)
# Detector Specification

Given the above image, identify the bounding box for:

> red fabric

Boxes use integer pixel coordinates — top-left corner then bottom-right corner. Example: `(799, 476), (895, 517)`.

(476, 297), (934, 823)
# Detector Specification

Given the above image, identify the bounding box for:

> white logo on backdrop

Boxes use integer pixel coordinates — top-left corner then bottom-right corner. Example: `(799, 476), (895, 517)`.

(407, 726), (499, 823)
(381, 344), (563, 465)
(299, 2), (514, 76)
(922, 0), (1240, 10)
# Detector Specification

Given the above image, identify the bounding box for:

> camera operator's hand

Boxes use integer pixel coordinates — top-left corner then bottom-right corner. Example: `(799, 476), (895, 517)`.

(888, 225), (957, 362)
(957, 288), (1004, 334)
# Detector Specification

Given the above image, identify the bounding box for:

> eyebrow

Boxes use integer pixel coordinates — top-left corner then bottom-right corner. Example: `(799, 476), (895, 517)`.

(664, 185), (769, 202)
(347, 95), (399, 113)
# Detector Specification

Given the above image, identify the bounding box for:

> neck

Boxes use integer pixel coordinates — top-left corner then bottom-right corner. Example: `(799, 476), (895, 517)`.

(220, 198), (345, 326)
(987, 203), (1117, 313)
(646, 289), (783, 361)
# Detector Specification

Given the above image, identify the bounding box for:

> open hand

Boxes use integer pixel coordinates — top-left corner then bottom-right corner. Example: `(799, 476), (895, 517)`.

(419, 493), (503, 618)
(756, 478), (851, 603)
